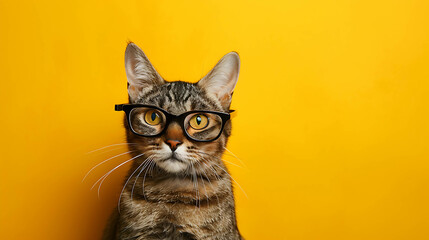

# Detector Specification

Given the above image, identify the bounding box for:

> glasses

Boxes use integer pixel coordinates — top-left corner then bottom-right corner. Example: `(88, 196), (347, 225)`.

(115, 104), (233, 142)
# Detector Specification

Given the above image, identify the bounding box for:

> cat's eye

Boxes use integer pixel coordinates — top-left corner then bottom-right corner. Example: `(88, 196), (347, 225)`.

(189, 114), (209, 130)
(128, 107), (166, 136)
(144, 110), (161, 125)
(184, 112), (223, 141)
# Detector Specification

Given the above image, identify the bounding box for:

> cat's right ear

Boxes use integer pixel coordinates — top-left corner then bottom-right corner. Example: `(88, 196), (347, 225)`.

(125, 43), (164, 103)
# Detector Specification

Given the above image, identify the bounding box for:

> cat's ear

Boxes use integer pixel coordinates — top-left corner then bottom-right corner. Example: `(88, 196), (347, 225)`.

(125, 43), (164, 102)
(198, 52), (240, 110)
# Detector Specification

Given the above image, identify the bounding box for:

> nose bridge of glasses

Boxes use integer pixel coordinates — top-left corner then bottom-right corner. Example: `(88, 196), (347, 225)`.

(164, 121), (185, 142)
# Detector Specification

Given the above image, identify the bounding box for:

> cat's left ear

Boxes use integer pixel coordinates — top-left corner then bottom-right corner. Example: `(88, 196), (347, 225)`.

(198, 52), (240, 110)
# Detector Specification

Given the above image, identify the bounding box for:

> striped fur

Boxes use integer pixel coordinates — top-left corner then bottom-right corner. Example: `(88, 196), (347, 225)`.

(102, 43), (242, 240)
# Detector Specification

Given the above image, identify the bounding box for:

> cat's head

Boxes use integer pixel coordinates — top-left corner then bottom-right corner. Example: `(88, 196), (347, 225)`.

(122, 43), (239, 174)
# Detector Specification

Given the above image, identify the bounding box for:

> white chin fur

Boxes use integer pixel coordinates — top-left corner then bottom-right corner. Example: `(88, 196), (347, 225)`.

(157, 159), (187, 173)
(155, 144), (189, 173)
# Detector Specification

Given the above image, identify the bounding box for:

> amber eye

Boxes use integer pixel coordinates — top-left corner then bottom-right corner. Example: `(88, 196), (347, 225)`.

(144, 110), (161, 125)
(189, 114), (209, 130)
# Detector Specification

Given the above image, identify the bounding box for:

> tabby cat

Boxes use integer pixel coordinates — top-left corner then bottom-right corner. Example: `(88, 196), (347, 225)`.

(102, 43), (243, 240)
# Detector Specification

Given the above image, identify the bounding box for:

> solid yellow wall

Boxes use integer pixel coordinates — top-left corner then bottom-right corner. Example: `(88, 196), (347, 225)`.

(1, 0), (429, 239)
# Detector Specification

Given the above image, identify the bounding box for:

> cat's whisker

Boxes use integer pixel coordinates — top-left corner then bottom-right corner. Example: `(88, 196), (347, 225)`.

(201, 158), (222, 182)
(86, 143), (138, 154)
(198, 160), (221, 205)
(194, 160), (211, 207)
(130, 157), (151, 199)
(122, 160), (147, 209)
(223, 147), (247, 168)
(144, 160), (157, 200)
(91, 145), (130, 156)
(222, 152), (247, 164)
(221, 159), (243, 168)
(212, 162), (248, 199)
(149, 159), (156, 175)
(199, 174), (209, 207)
(192, 154), (218, 179)
(118, 155), (150, 213)
(141, 156), (157, 200)
(131, 157), (154, 201)
(82, 150), (137, 183)
(192, 150), (245, 169)
(195, 163), (201, 209)
(93, 153), (146, 197)
(190, 162), (199, 209)
(196, 166), (201, 209)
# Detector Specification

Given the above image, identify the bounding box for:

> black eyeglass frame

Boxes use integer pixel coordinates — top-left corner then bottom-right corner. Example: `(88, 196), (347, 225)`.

(115, 104), (234, 142)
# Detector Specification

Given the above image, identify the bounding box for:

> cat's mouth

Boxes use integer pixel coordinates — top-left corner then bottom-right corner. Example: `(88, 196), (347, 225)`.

(159, 155), (185, 163)
(156, 153), (188, 173)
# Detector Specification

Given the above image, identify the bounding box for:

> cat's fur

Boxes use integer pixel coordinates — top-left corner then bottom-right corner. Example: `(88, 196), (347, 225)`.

(102, 43), (242, 240)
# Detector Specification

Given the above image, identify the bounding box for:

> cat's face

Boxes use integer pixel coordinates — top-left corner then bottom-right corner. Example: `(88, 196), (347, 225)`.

(123, 43), (239, 174)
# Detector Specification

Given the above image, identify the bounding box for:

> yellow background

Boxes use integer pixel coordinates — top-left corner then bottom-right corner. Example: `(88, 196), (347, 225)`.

(1, 0), (428, 239)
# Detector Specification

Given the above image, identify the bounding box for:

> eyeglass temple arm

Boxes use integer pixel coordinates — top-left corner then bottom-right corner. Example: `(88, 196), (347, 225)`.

(115, 104), (124, 111)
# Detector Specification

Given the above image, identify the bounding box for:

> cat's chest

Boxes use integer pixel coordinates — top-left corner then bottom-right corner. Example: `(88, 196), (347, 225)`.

(126, 196), (219, 226)
(119, 193), (226, 238)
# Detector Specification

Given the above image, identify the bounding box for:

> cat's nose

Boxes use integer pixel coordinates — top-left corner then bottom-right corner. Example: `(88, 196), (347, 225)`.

(165, 139), (182, 151)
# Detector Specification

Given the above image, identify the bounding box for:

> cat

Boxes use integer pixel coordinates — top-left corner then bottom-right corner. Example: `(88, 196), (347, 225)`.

(102, 43), (243, 240)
